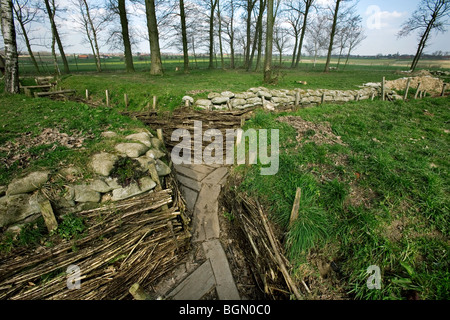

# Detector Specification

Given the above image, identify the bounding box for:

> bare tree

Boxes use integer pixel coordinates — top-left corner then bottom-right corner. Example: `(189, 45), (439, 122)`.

(71, 0), (107, 72)
(304, 14), (329, 68)
(283, 0), (304, 68)
(222, 0), (236, 68)
(273, 24), (291, 66)
(263, 0), (274, 83)
(343, 16), (365, 68)
(323, 0), (341, 72)
(179, 0), (189, 72)
(12, 0), (40, 73)
(398, 0), (450, 71)
(243, 0), (258, 69)
(1, 0), (19, 92)
(44, 0), (70, 73)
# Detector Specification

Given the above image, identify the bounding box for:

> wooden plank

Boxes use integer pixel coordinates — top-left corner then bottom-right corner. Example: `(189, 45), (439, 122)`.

(167, 260), (216, 300)
(201, 167), (228, 185)
(176, 174), (202, 192)
(203, 239), (240, 300)
(173, 164), (210, 181)
(192, 184), (221, 242)
(35, 90), (76, 97)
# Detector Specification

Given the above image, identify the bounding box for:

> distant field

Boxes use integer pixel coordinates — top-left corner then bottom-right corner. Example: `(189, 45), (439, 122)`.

(17, 54), (450, 75)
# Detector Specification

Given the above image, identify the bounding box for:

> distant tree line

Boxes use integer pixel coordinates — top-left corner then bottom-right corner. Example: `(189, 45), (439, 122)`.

(1, 0), (450, 93)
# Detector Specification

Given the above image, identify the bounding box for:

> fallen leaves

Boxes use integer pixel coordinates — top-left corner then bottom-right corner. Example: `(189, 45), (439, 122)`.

(0, 128), (91, 170)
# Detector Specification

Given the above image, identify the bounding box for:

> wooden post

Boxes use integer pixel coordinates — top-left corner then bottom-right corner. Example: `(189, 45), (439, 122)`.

(381, 77), (385, 101)
(441, 83), (447, 97)
(85, 89), (89, 100)
(295, 91), (300, 111)
(157, 128), (163, 141)
(289, 188), (302, 227)
(38, 199), (58, 233)
(403, 78), (411, 100)
(414, 82), (421, 99)
(152, 96), (157, 110)
(129, 283), (152, 300)
(124, 93), (129, 110)
(321, 92), (325, 105)
(262, 96), (266, 108)
(106, 90), (110, 107)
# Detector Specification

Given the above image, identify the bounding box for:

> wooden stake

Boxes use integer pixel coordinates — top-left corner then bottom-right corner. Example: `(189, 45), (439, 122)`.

(152, 96), (157, 110)
(289, 188), (302, 227)
(441, 83), (447, 97)
(295, 92), (300, 111)
(381, 77), (385, 101)
(129, 283), (152, 300)
(156, 128), (163, 141)
(403, 78), (411, 100)
(414, 82), (421, 99)
(106, 90), (110, 107)
(321, 92), (325, 105)
(85, 89), (89, 100)
(124, 93), (129, 110)
(38, 199), (58, 233)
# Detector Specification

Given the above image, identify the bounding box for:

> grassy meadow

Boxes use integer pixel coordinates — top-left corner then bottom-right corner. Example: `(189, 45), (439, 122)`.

(1, 56), (449, 300)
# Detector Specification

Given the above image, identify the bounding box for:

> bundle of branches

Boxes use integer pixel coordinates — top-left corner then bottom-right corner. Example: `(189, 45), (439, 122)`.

(0, 187), (191, 300)
(221, 185), (305, 300)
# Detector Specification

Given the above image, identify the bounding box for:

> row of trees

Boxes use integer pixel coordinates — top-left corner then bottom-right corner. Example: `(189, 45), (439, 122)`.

(1, 0), (450, 93)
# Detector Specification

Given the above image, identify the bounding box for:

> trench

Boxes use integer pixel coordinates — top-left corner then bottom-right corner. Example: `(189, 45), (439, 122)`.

(131, 106), (298, 300)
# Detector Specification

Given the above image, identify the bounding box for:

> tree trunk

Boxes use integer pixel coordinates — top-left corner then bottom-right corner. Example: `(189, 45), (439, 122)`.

(1, 0), (20, 93)
(208, 0), (218, 69)
(44, 0), (70, 74)
(145, 0), (163, 75)
(83, 0), (101, 72)
(229, 1), (235, 69)
(179, 0), (189, 73)
(344, 44), (353, 69)
(410, 17), (435, 71)
(324, 0), (341, 73)
(118, 0), (135, 72)
(217, 0), (225, 69)
(12, 4), (40, 73)
(264, 0), (274, 83)
(290, 31), (298, 68)
(294, 0), (311, 68)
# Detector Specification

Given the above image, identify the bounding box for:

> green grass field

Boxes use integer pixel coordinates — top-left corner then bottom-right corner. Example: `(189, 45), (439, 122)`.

(237, 96), (449, 300)
(1, 59), (449, 300)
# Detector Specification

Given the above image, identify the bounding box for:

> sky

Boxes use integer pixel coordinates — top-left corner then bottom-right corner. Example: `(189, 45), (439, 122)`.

(353, 0), (450, 55)
(14, 0), (450, 56)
